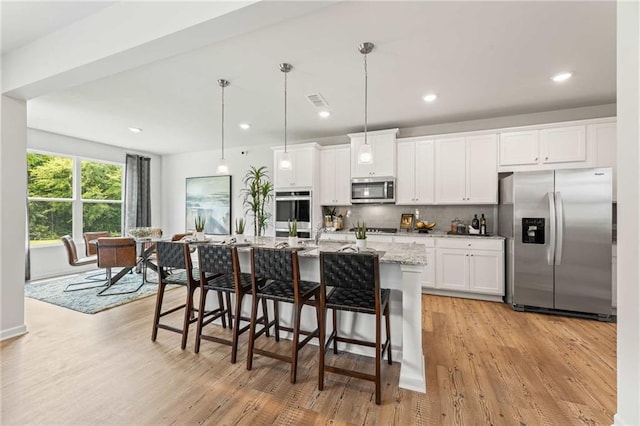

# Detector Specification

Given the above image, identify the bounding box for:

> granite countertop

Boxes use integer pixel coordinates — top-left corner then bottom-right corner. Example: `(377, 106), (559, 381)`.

(230, 237), (427, 266)
(325, 229), (505, 240)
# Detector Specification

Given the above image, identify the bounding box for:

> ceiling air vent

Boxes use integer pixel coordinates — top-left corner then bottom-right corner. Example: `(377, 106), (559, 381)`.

(305, 93), (329, 109)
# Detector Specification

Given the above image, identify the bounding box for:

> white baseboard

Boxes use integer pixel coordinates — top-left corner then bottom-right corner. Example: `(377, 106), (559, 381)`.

(421, 288), (504, 303)
(0, 324), (27, 341)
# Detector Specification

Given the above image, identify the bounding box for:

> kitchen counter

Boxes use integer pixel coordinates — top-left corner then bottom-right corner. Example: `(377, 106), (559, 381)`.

(323, 229), (506, 240)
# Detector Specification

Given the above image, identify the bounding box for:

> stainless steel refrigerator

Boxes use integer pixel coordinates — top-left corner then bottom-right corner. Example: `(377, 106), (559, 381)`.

(498, 168), (612, 319)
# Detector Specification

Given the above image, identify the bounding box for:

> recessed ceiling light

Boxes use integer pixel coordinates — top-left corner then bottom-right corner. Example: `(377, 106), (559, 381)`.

(318, 110), (331, 118)
(423, 93), (438, 103)
(239, 123), (251, 130)
(128, 127), (142, 133)
(552, 72), (573, 82)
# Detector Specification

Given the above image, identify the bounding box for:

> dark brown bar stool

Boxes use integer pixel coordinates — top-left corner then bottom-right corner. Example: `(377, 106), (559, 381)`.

(246, 247), (322, 384)
(318, 251), (392, 405)
(151, 241), (212, 350)
(195, 245), (273, 363)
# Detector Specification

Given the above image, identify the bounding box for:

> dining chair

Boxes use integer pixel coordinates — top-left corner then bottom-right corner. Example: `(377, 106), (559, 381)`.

(195, 245), (273, 363)
(96, 237), (141, 296)
(83, 231), (110, 256)
(318, 251), (392, 405)
(60, 235), (107, 292)
(246, 247), (321, 384)
(151, 241), (205, 350)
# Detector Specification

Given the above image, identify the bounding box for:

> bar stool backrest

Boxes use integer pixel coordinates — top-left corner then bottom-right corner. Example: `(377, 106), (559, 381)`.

(320, 252), (380, 294)
(156, 241), (189, 270)
(61, 235), (82, 265)
(197, 245), (237, 276)
(251, 247), (297, 283)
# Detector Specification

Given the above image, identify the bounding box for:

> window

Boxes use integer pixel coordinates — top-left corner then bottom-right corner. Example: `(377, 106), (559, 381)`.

(27, 152), (123, 245)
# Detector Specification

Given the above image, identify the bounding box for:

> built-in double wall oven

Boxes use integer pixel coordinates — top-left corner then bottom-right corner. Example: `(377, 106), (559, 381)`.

(275, 191), (312, 238)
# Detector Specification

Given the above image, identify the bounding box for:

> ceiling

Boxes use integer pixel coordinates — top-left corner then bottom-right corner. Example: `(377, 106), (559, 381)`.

(18, 1), (616, 155)
(1, 1), (117, 54)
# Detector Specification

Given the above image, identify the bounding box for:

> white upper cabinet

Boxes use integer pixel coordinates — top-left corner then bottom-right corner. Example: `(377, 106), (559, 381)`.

(499, 124), (590, 172)
(591, 121), (617, 201)
(435, 134), (497, 204)
(319, 145), (351, 205)
(396, 138), (435, 205)
(539, 125), (586, 164)
(499, 130), (539, 166)
(349, 128), (398, 178)
(273, 146), (315, 189)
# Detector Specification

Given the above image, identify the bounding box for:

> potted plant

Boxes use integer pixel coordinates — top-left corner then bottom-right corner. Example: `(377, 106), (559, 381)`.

(241, 166), (274, 237)
(288, 219), (298, 247)
(235, 218), (246, 243)
(355, 221), (367, 250)
(194, 215), (206, 241)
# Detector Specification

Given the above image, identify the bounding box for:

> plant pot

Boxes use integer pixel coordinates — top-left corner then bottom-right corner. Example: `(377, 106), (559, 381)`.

(355, 238), (367, 250)
(288, 236), (299, 247)
(235, 233), (245, 244)
(195, 231), (205, 241)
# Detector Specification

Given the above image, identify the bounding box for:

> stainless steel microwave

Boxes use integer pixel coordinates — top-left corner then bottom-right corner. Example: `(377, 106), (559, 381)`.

(351, 177), (396, 204)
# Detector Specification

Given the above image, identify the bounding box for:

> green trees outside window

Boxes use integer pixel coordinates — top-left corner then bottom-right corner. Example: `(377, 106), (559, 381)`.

(27, 152), (123, 245)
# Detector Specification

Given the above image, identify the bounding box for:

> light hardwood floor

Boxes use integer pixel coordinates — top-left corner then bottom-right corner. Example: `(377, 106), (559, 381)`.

(1, 290), (616, 425)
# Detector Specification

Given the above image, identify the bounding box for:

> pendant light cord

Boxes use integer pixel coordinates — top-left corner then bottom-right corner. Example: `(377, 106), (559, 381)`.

(221, 83), (225, 160)
(284, 70), (288, 153)
(364, 52), (368, 146)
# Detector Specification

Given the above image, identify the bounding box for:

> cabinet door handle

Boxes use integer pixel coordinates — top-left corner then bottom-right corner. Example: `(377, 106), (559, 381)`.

(534, 157), (538, 161)
(470, 254), (474, 257)
(545, 156), (549, 160)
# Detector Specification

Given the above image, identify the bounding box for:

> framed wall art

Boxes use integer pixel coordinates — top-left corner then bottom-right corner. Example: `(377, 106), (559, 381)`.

(185, 175), (231, 235)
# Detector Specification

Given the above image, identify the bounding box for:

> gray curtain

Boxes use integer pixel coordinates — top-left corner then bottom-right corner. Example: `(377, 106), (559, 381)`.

(124, 154), (151, 233)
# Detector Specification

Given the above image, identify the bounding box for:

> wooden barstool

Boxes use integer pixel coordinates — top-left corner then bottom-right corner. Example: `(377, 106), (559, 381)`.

(194, 245), (273, 363)
(151, 241), (216, 349)
(246, 247), (322, 384)
(318, 251), (392, 405)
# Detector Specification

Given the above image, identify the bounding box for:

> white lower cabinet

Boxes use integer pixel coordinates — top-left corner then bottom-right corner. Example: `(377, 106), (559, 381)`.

(393, 236), (436, 289)
(434, 238), (505, 299)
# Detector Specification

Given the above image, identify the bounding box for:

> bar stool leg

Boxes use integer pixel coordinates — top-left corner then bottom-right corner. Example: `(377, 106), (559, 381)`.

(332, 309), (338, 354)
(246, 294), (260, 371)
(290, 303), (303, 384)
(151, 281), (166, 342)
(261, 298), (270, 338)
(318, 299), (326, 391)
(273, 301), (280, 342)
(385, 305), (392, 364)
(231, 291), (244, 364)
(225, 292), (233, 329)
(375, 311), (382, 405)
(194, 288), (208, 354)
(217, 291), (227, 329)
(181, 286), (195, 350)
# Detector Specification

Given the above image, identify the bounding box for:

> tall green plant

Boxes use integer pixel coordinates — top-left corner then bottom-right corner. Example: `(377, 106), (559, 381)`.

(241, 166), (274, 236)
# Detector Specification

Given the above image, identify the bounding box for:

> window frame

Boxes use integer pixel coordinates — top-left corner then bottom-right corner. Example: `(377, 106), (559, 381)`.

(27, 149), (125, 247)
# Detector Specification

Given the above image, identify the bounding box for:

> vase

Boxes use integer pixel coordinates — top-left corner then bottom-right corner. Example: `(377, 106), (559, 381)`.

(235, 233), (245, 244)
(195, 231), (205, 241)
(355, 238), (367, 250)
(288, 236), (299, 247)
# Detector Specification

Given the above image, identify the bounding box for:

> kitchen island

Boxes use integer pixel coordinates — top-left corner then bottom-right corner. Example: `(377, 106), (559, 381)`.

(231, 238), (427, 394)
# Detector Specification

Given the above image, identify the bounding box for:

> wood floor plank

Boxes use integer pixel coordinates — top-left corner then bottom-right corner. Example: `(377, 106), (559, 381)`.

(1, 292), (616, 425)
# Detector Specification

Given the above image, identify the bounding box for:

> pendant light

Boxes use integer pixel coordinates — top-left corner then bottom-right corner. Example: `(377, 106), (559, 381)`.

(279, 63), (293, 170)
(357, 42), (374, 164)
(216, 79), (230, 175)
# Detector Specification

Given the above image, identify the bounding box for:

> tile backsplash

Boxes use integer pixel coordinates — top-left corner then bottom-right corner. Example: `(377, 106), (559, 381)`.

(328, 204), (499, 234)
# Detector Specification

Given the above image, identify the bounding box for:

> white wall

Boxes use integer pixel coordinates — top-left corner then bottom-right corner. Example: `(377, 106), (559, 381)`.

(27, 129), (163, 280)
(161, 144), (273, 238)
(1, 96), (28, 340)
(615, 2), (640, 425)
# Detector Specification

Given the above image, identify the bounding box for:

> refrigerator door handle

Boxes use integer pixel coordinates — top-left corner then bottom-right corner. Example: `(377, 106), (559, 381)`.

(548, 191), (556, 266)
(555, 191), (564, 265)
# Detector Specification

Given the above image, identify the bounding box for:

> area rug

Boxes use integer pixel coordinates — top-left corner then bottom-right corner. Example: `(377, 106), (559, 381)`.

(25, 270), (180, 314)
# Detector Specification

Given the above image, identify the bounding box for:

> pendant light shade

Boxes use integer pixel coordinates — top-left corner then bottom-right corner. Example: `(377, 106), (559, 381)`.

(357, 42), (374, 165)
(279, 63), (293, 170)
(216, 79), (230, 175)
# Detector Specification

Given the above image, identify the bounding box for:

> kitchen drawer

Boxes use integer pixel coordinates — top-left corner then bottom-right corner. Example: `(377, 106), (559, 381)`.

(393, 235), (436, 248)
(436, 238), (503, 251)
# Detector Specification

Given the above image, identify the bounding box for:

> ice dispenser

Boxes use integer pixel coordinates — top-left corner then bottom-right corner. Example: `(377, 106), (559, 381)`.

(522, 218), (545, 244)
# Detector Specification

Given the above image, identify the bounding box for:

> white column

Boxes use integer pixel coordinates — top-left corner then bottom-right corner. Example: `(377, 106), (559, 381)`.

(614, 2), (640, 425)
(398, 264), (426, 393)
(0, 95), (28, 340)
